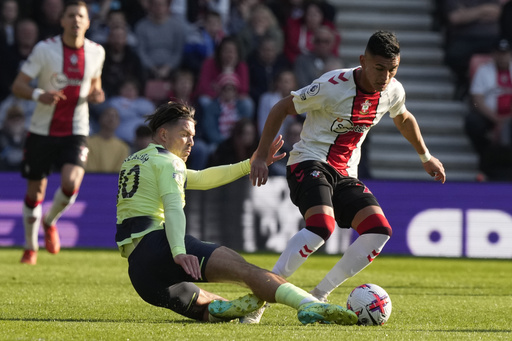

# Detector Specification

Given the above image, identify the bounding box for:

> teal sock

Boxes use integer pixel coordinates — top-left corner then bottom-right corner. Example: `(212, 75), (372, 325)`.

(275, 283), (318, 309)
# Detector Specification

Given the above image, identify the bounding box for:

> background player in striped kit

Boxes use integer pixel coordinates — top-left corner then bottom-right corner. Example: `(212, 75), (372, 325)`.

(12, 0), (105, 265)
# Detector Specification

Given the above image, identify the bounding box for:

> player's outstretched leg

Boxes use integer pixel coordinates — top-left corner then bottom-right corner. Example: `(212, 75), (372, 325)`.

(297, 302), (358, 325)
(208, 293), (265, 320)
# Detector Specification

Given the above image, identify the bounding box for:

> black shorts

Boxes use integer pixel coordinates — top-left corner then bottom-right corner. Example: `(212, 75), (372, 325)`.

(287, 160), (380, 228)
(128, 230), (219, 310)
(21, 133), (88, 180)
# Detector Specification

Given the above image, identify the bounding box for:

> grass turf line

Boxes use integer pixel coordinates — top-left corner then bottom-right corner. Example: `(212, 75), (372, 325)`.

(1, 248), (511, 340)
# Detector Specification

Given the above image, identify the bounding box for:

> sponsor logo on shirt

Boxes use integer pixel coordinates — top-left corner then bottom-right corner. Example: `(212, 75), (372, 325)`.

(50, 72), (83, 89)
(331, 118), (370, 134)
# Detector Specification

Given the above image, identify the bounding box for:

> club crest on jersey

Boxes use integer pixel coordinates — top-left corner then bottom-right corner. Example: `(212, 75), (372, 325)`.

(331, 117), (354, 134)
(310, 170), (321, 178)
(70, 54), (78, 65)
(359, 99), (372, 115)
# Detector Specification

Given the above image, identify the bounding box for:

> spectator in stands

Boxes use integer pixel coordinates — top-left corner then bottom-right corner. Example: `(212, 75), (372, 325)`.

(466, 37), (512, 180)
(235, 3), (283, 60)
(35, 0), (64, 41)
(195, 36), (252, 113)
(168, 67), (211, 171)
(294, 25), (342, 88)
(135, 0), (186, 80)
(442, 0), (501, 100)
(500, 0), (512, 43)
(86, 106), (130, 173)
(168, 68), (196, 104)
(101, 25), (145, 98)
(267, 0), (336, 29)
(247, 36), (290, 111)
(131, 124), (152, 153)
(0, 104), (26, 171)
(0, 0), (19, 49)
(265, 0), (305, 29)
(106, 78), (155, 144)
(283, 0), (340, 64)
(201, 72), (254, 147)
(207, 117), (258, 166)
(119, 0), (148, 29)
(0, 18), (38, 103)
(257, 69), (298, 137)
(182, 10), (225, 76)
(227, 0), (259, 36)
(0, 93), (35, 129)
(89, 9), (138, 48)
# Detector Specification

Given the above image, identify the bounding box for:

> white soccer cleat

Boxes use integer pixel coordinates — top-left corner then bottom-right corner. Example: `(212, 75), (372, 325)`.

(239, 303), (269, 324)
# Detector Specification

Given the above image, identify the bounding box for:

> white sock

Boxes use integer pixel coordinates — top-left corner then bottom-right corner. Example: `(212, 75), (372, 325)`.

(272, 229), (325, 278)
(314, 234), (390, 299)
(23, 203), (42, 251)
(44, 187), (77, 226)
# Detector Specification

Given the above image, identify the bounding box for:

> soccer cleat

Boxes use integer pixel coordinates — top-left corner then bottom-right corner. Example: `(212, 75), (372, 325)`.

(43, 221), (60, 254)
(297, 302), (358, 325)
(208, 293), (265, 320)
(20, 249), (37, 265)
(239, 303), (269, 324)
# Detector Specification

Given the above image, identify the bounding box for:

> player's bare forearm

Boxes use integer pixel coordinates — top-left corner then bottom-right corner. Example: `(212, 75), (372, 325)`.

(251, 96), (295, 186)
(393, 111), (428, 154)
(87, 77), (105, 104)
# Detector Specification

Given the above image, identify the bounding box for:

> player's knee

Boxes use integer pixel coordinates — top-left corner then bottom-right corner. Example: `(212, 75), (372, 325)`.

(305, 213), (336, 241)
(356, 213), (392, 237)
(166, 282), (204, 321)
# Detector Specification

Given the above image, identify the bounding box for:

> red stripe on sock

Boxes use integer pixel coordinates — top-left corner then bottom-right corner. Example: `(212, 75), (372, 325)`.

(24, 195), (42, 209)
(356, 214), (391, 235)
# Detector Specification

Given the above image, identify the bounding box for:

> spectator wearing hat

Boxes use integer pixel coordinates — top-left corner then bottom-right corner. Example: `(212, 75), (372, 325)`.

(466, 38), (512, 180)
(200, 72), (254, 148)
(0, 105), (27, 171)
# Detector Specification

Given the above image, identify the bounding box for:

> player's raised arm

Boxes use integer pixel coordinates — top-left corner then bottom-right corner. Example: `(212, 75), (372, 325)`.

(250, 95), (297, 187)
(393, 110), (446, 183)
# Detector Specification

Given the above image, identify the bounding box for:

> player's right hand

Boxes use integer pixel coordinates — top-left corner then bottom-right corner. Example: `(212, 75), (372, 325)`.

(174, 253), (201, 280)
(39, 90), (67, 105)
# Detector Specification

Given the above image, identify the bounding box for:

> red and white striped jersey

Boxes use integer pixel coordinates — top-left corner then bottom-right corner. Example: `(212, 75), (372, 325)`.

(21, 36), (105, 137)
(288, 67), (407, 178)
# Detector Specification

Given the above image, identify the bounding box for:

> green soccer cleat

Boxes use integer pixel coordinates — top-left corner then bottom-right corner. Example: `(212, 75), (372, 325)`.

(297, 302), (358, 325)
(208, 293), (265, 320)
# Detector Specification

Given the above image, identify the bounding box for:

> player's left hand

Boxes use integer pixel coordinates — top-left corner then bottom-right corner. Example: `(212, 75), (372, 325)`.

(250, 135), (286, 187)
(265, 135), (286, 166)
(174, 253), (201, 280)
(423, 156), (446, 184)
(87, 88), (105, 104)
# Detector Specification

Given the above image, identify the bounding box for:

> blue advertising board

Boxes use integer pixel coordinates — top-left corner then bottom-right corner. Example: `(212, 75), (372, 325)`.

(0, 172), (511, 258)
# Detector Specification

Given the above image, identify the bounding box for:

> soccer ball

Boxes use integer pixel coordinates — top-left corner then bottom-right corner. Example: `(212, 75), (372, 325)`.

(346, 283), (392, 326)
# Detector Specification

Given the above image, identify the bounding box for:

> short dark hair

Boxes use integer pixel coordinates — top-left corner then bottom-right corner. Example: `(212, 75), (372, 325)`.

(145, 101), (196, 134)
(63, 0), (88, 16)
(365, 30), (400, 59)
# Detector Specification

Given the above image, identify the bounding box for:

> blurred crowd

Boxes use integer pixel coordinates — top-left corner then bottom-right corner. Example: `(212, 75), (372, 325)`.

(0, 0), (344, 174)
(435, 0), (512, 181)
(1, 0), (511, 180)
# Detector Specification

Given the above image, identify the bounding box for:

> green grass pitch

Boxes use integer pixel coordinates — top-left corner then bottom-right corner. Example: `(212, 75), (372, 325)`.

(1, 248), (511, 340)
